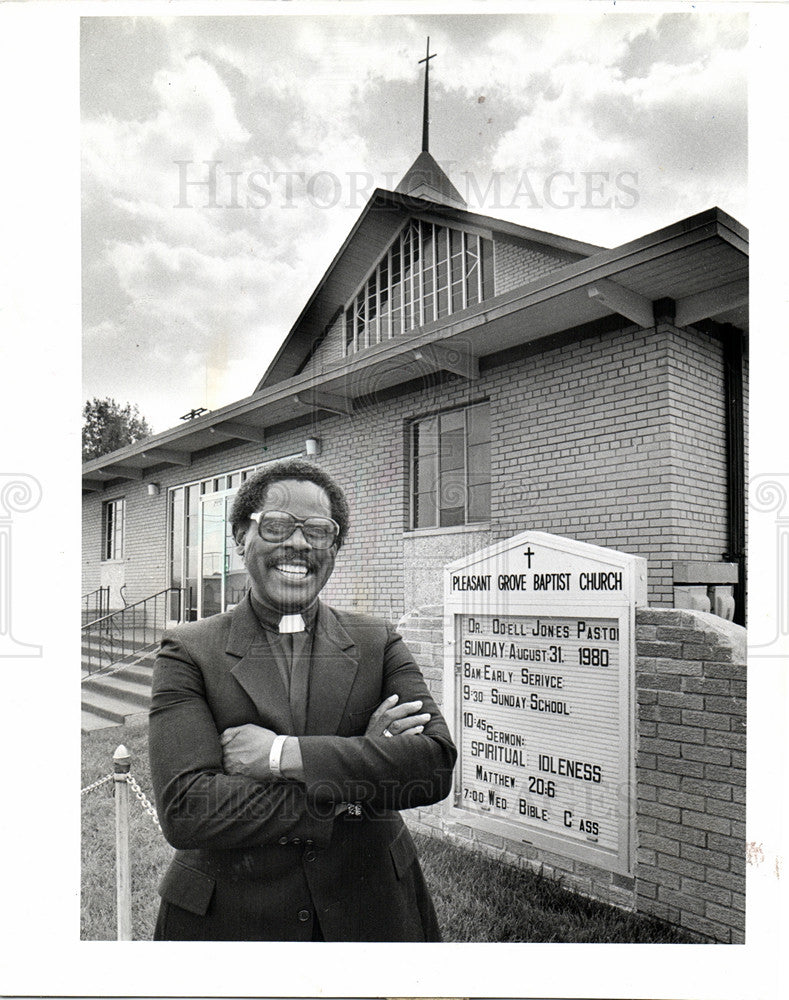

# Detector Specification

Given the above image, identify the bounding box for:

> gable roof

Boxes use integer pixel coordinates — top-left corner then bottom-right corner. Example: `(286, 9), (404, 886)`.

(256, 187), (603, 390)
(83, 206), (748, 494)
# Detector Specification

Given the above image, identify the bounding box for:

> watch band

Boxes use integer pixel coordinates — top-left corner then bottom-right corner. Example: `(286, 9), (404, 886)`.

(269, 734), (288, 777)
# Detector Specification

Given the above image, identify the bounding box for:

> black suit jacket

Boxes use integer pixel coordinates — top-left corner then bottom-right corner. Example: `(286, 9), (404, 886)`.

(148, 596), (457, 941)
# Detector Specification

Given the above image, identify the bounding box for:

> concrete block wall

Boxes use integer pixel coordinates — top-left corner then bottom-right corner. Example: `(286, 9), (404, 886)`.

(396, 604), (746, 943)
(493, 236), (580, 295)
(402, 525), (495, 611)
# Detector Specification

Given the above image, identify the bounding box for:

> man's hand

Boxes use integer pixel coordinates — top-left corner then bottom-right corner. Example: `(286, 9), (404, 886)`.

(220, 724), (277, 780)
(365, 694), (431, 738)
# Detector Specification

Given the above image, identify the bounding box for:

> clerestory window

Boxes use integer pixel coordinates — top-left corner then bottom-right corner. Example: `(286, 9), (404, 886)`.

(345, 220), (494, 354)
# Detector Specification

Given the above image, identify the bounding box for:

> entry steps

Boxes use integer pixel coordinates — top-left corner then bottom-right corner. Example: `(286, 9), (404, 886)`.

(81, 651), (157, 732)
(81, 628), (160, 676)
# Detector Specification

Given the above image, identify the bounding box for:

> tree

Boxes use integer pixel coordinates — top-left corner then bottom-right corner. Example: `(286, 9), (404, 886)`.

(82, 397), (152, 461)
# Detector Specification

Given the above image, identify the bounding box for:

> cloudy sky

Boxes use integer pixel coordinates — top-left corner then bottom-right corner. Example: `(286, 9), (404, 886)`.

(81, 10), (748, 434)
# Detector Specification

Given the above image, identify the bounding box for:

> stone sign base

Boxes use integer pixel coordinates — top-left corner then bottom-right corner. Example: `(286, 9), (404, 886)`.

(398, 605), (746, 943)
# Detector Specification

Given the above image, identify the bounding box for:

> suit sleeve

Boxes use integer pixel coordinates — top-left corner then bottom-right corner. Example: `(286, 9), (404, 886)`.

(148, 633), (335, 851)
(297, 626), (457, 812)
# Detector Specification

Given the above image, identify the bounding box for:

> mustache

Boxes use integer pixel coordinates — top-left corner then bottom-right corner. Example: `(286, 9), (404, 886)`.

(264, 551), (319, 572)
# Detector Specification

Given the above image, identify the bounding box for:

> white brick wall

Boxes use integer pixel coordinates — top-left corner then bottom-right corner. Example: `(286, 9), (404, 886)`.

(83, 323), (738, 621)
(305, 312), (345, 373)
(493, 236), (579, 294)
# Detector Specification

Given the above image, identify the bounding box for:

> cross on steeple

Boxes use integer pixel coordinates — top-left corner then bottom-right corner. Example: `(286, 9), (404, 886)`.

(419, 37), (437, 153)
(395, 36), (466, 208)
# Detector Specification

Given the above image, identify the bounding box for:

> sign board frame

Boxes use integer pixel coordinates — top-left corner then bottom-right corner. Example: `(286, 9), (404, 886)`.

(442, 531), (648, 876)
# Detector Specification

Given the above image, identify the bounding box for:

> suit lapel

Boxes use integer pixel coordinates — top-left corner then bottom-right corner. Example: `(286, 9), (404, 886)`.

(226, 596), (294, 733)
(305, 602), (358, 735)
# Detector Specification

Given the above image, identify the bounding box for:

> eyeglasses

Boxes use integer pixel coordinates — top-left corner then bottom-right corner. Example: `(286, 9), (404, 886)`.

(249, 510), (340, 549)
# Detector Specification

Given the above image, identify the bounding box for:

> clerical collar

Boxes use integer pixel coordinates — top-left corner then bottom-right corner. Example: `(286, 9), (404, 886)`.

(249, 593), (318, 634)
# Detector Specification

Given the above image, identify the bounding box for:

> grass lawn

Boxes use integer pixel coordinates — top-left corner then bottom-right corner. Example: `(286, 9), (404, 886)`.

(82, 719), (691, 942)
(81, 716), (170, 941)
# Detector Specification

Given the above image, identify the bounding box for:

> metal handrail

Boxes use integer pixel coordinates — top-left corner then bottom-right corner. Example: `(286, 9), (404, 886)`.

(81, 586), (184, 676)
(82, 585), (110, 624)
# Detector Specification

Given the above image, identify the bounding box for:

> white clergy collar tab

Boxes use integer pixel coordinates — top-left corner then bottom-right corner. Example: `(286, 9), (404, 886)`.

(278, 613), (306, 634)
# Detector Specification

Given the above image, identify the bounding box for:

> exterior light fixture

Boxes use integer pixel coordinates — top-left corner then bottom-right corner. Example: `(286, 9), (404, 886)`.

(305, 437), (321, 457)
(147, 483), (161, 497)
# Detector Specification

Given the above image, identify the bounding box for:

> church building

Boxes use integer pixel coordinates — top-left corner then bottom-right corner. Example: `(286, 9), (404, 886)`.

(81, 54), (748, 637)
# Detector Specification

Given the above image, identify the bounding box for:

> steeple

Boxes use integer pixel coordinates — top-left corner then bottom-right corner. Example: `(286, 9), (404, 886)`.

(395, 37), (467, 209)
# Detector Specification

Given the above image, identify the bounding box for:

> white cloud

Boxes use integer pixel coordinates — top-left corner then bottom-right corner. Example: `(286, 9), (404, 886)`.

(82, 13), (748, 429)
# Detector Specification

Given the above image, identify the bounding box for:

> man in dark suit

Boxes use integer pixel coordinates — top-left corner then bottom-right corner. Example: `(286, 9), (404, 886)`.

(149, 459), (457, 940)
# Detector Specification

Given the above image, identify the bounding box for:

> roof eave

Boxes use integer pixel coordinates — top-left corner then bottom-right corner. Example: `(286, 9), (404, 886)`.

(83, 205), (748, 491)
(255, 188), (609, 392)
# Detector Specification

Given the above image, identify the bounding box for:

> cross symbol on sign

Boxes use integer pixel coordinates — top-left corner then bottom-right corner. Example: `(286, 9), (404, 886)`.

(523, 547), (535, 568)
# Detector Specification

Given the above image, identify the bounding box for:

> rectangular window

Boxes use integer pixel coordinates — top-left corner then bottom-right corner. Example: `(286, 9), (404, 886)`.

(379, 253), (390, 339)
(435, 225), (449, 319)
(465, 233), (481, 308)
(410, 402), (491, 529)
(450, 228), (465, 314)
(366, 274), (377, 347)
(421, 220), (435, 323)
(390, 240), (402, 337)
(168, 487), (185, 619)
(481, 236), (495, 300)
(102, 498), (125, 560)
(355, 292), (365, 349)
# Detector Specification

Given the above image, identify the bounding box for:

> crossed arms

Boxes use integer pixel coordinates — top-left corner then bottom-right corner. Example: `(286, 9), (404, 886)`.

(148, 628), (457, 852)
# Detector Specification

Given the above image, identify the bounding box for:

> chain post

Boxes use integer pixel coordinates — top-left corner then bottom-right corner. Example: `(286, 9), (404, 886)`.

(113, 744), (132, 941)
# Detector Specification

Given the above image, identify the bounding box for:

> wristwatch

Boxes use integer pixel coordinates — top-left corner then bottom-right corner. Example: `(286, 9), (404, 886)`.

(269, 734), (288, 776)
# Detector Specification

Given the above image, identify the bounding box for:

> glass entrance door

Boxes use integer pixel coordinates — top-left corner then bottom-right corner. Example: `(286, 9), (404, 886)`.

(198, 492), (248, 618)
(224, 497), (248, 609)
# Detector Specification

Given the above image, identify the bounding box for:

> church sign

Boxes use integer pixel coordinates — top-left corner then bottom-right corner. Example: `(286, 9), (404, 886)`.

(443, 532), (647, 875)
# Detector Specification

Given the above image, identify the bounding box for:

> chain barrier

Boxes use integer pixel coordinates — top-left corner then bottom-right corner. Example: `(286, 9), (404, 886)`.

(82, 746), (161, 940)
(81, 771), (161, 830)
(126, 772), (161, 830)
(81, 773), (114, 796)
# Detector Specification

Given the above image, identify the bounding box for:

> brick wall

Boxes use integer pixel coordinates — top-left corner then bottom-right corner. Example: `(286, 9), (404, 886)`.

(83, 443), (260, 606)
(634, 608), (746, 942)
(397, 604), (746, 943)
(664, 324), (728, 563)
(306, 312), (345, 373)
(82, 323), (736, 620)
(486, 324), (676, 605)
(493, 236), (579, 295)
(303, 232), (580, 372)
(81, 497), (104, 596)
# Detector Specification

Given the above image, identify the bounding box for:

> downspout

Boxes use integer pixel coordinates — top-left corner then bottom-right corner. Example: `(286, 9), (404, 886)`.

(721, 323), (746, 626)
